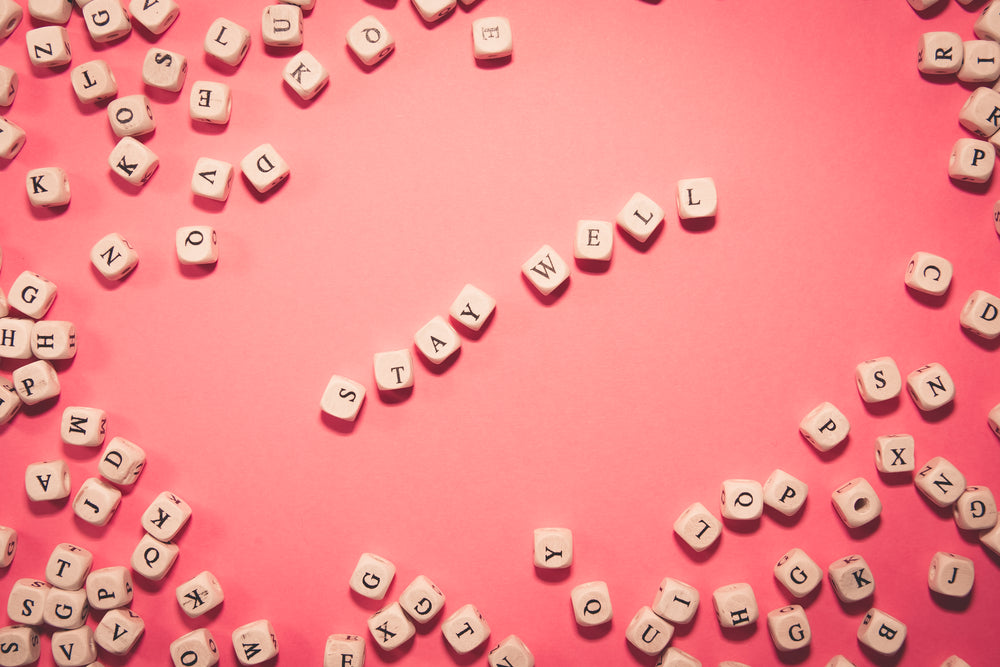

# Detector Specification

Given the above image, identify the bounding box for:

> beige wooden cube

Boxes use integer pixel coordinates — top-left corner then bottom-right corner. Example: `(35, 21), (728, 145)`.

(26, 167), (70, 207)
(766, 605), (810, 652)
(959, 87), (1000, 138)
(857, 608), (906, 656)
(8, 270), (57, 319)
(774, 547), (822, 598)
(533, 527), (572, 569)
(398, 574), (445, 624)
(241, 143), (288, 193)
(323, 634), (365, 667)
(472, 17), (512, 60)
(825, 656), (856, 667)
(625, 605), (673, 655)
(659, 647), (702, 666)
(904, 251), (952, 295)
(449, 283), (496, 332)
(95, 607), (144, 655)
(26, 26), (72, 68)
(204, 17), (250, 66)
(831, 478), (882, 529)
(367, 602), (414, 651)
(0, 525), (15, 568)
(71, 58), (118, 104)
(349, 552), (395, 600)
(673, 501), (721, 552)
(99, 436), (145, 486)
(0, 116), (25, 159)
(346, 15), (394, 67)
(676, 177), (717, 219)
(928, 551), (974, 597)
(960, 289), (1000, 339)
(141, 491), (193, 542)
(959, 40), (1000, 83)
(712, 583), (757, 628)
(283, 50), (328, 101)
(854, 357), (901, 403)
(232, 619), (278, 665)
(109, 95), (154, 138)
(763, 469), (808, 516)
(189, 81), (231, 124)
(990, 402), (1000, 439)
(412, 0), (456, 23)
(373, 349), (413, 391)
(0, 318), (33, 359)
(170, 629), (220, 667)
(90, 232), (138, 280)
(0, 378), (21, 425)
(25, 459), (71, 501)
(953, 485), (997, 531)
(72, 477), (122, 526)
(176, 226), (219, 265)
(13, 359), (60, 405)
(976, 0), (1000, 41)
(652, 577), (699, 624)
(982, 519), (1000, 556)
(0, 625), (40, 665)
(131, 533), (179, 581)
(828, 554), (874, 603)
(262, 4), (302, 47)
(442, 604), (490, 654)
(86, 565), (134, 610)
(51, 625), (96, 665)
(320, 375), (366, 422)
(906, 363), (955, 412)
(616, 192), (664, 243)
(487, 635), (533, 667)
(108, 136), (159, 186)
(43, 587), (88, 629)
(874, 434), (915, 474)
(31, 320), (76, 360)
(574, 220), (613, 262)
(6, 578), (50, 625)
(720, 479), (763, 520)
(522, 245), (569, 296)
(940, 657), (972, 667)
(799, 401), (850, 452)
(916, 456), (966, 507)
(83, 0), (132, 43)
(0, 0), (22, 39)
(29, 0), (74, 23)
(414, 315), (461, 365)
(142, 48), (186, 92)
(949, 138), (995, 183)
(570, 581), (612, 626)
(129, 0), (178, 34)
(176, 570), (224, 617)
(917, 32), (963, 74)
(191, 158), (234, 201)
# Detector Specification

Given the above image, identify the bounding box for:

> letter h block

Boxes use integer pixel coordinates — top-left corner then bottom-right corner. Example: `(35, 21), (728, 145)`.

(712, 583), (758, 629)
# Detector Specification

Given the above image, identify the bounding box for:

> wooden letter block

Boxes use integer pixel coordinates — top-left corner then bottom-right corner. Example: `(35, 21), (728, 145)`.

(949, 138), (995, 183)
(42, 587), (88, 629)
(522, 244), (569, 296)
(574, 220), (613, 262)
(960, 289), (1000, 339)
(83, 0), (132, 43)
(449, 283), (496, 332)
(130, 533), (179, 581)
(141, 491), (192, 542)
(763, 468), (808, 516)
(571, 581), (612, 627)
(29, 0), (74, 23)
(990, 402), (1000, 440)
(347, 15), (394, 67)
(857, 608), (906, 656)
(189, 81), (232, 124)
(0, 65), (16, 106)
(129, 0), (178, 34)
(652, 577), (699, 624)
(720, 479), (763, 520)
(8, 271), (57, 319)
(0, 318), (33, 359)
(982, 519), (1000, 557)
(0, 116), (26, 159)
(831, 478), (882, 528)
(412, 0), (456, 23)
(442, 604), (490, 654)
(767, 605), (811, 652)
(71, 59), (117, 103)
(90, 232), (138, 280)
(825, 656), (857, 667)
(712, 583), (758, 628)
(414, 315), (461, 365)
(774, 547), (822, 598)
(25, 459), (71, 501)
(283, 50), (328, 101)
(26, 167), (70, 207)
(905, 251), (952, 295)
(533, 527), (572, 569)
(0, 525), (15, 567)
(874, 434), (915, 474)
(916, 456), (966, 507)
(31, 320), (76, 360)
(26, 26), (72, 68)
(108, 94), (154, 138)
(676, 177), (718, 219)
(262, 4), (302, 47)
(0, 0), (22, 39)
(323, 634), (365, 667)
(231, 619), (278, 666)
(488, 635), (534, 667)
(142, 48), (186, 92)
(51, 625), (96, 666)
(0, 378), (21, 425)
(6, 578), (50, 626)
(976, 0), (1000, 41)
(108, 136), (159, 186)
(95, 607), (144, 655)
(349, 552), (395, 600)
(917, 32), (963, 74)
(320, 375), (366, 422)
(472, 17), (512, 60)
(13, 360), (60, 405)
(85, 565), (133, 610)
(906, 363), (955, 412)
(170, 629), (220, 667)
(940, 657), (971, 667)
(799, 401), (849, 452)
(204, 18), (250, 66)
(373, 349), (413, 391)
(855, 356), (901, 403)
(367, 602), (414, 651)
(959, 40), (1000, 83)
(176, 226), (219, 265)
(928, 551), (974, 597)
(0, 625), (40, 666)
(959, 87), (1000, 138)
(176, 570), (224, 618)
(241, 143), (288, 193)
(625, 605), (673, 655)
(954, 485), (997, 531)
(659, 647), (702, 666)
(191, 158), (234, 201)
(616, 192), (664, 243)
(828, 554), (874, 603)
(72, 477), (122, 526)
(398, 574), (445, 624)
(673, 501), (721, 552)
(98, 436), (145, 486)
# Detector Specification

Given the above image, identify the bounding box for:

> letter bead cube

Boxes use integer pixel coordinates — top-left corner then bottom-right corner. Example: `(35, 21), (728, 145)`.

(414, 315), (461, 365)
(673, 501), (721, 551)
(176, 226), (219, 265)
(90, 232), (138, 280)
(25, 167), (70, 207)
(976, 0), (1000, 41)
(141, 491), (193, 542)
(982, 519), (1000, 556)
(652, 577), (699, 624)
(367, 602), (414, 651)
(0, 319), (31, 359)
(533, 527), (572, 569)
(767, 605), (811, 652)
(283, 50), (328, 101)
(412, 0), (456, 23)
(916, 456), (966, 507)
(95, 607), (144, 655)
(676, 177), (718, 219)
(917, 32), (963, 74)
(720, 479), (763, 520)
(60, 406), (107, 447)
(189, 81), (231, 124)
(0, 525), (15, 567)
(398, 574), (445, 624)
(959, 40), (1000, 83)
(0, 116), (26, 160)
(872, 434), (913, 474)
(8, 270), (57, 319)
(488, 635), (533, 667)
(959, 87), (1000, 138)
(72, 477), (122, 526)
(26, 26), (72, 68)
(349, 552), (395, 600)
(949, 138), (995, 183)
(625, 606), (673, 655)
(204, 18), (250, 67)
(0, 0), (22, 39)
(828, 554), (874, 603)
(928, 552), (974, 597)
(52, 626), (96, 665)
(70, 59), (117, 104)
(826, 656), (857, 667)
(522, 244), (569, 296)
(25, 459), (71, 501)
(31, 320), (76, 360)
(84, 0), (132, 43)
(109, 136), (159, 185)
(774, 548), (822, 598)
(617, 191), (664, 243)
(0, 625), (40, 665)
(86, 566), (133, 610)
(449, 283), (496, 332)
(954, 485), (997, 530)
(907, 363), (955, 412)
(660, 647), (702, 667)
(323, 634), (364, 667)
(0, 379), (21, 425)
(129, 0), (178, 35)
(262, 4), (302, 47)
(42, 587), (88, 629)
(442, 604), (490, 654)
(176, 570), (224, 618)
(232, 619), (278, 666)
(832, 478), (882, 528)
(142, 48), (187, 92)
(320, 375), (366, 422)
(98, 436), (145, 486)
(712, 583), (758, 628)
(170, 629), (220, 667)
(799, 401), (850, 452)
(373, 349), (413, 391)
(855, 357), (901, 403)
(763, 469), (809, 516)
(29, 0), (74, 23)
(131, 533), (179, 581)
(7, 579), (50, 625)
(473, 17), (512, 60)
(13, 360), (60, 405)
(905, 251), (952, 295)
(857, 608), (906, 656)
(191, 158), (234, 201)
(571, 581), (612, 627)
(941, 657), (971, 667)
(0, 65), (16, 106)
(960, 289), (1000, 339)
(241, 143), (288, 193)
(347, 15), (394, 67)
(574, 220), (613, 262)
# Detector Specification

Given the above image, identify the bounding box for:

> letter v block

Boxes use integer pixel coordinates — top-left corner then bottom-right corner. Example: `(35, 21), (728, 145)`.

(521, 244), (569, 296)
(191, 158), (234, 201)
(95, 607), (144, 655)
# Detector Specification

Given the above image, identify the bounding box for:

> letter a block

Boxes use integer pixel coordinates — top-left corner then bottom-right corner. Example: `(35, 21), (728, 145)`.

(349, 552), (395, 600)
(323, 634), (365, 667)
(232, 619), (278, 666)
(907, 363), (955, 411)
(625, 606), (673, 655)
(25, 459), (71, 502)
(398, 574), (445, 624)
(241, 143), (288, 193)
(571, 581), (612, 627)
(712, 583), (758, 628)
(673, 501), (721, 552)
(857, 608), (906, 656)
(960, 289), (1000, 339)
(928, 551), (974, 597)
(522, 244), (569, 296)
(442, 604), (490, 654)
(414, 315), (461, 365)
(767, 605), (811, 652)
(916, 456), (966, 507)
(533, 527), (572, 569)
(799, 401), (850, 452)
(347, 15), (394, 67)
(367, 602), (414, 651)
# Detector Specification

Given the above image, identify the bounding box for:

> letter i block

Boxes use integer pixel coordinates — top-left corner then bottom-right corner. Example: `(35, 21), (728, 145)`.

(130, 533), (179, 581)
(720, 479), (763, 520)
(907, 363), (955, 412)
(240, 143), (289, 193)
(95, 607), (144, 655)
(414, 315), (461, 365)
(26, 167), (70, 208)
(763, 469), (808, 516)
(191, 158), (234, 201)
(412, 0), (456, 23)
(8, 271), (57, 319)
(960, 289), (1000, 339)
(954, 485), (997, 530)
(170, 629), (220, 667)
(0, 0), (22, 39)
(673, 501), (722, 552)
(442, 604), (490, 654)
(347, 15), (394, 67)
(204, 18), (251, 67)
(176, 226), (219, 265)
(367, 602), (415, 651)
(875, 434), (915, 474)
(857, 608), (906, 656)
(928, 552), (974, 597)
(129, 0), (179, 35)
(142, 48), (187, 92)
(323, 634), (365, 667)
(349, 553), (395, 600)
(0, 116), (26, 160)
(283, 50), (329, 101)
(141, 491), (193, 542)
(959, 40), (1000, 83)
(176, 570), (224, 618)
(71, 59), (118, 104)
(0, 626), (40, 665)
(949, 138), (995, 183)
(108, 136), (159, 186)
(472, 17), (513, 60)
(652, 577), (699, 624)
(84, 0), (132, 43)
(799, 401), (850, 452)
(398, 574), (445, 624)
(625, 606), (673, 656)
(0, 525), (16, 567)
(522, 244), (570, 296)
(26, 26), (72, 68)
(571, 581), (612, 627)
(25, 459), (71, 501)
(676, 177), (718, 219)
(86, 565), (134, 610)
(0, 378), (21, 425)
(320, 375), (366, 422)
(487, 635), (533, 667)
(45, 543), (94, 591)
(90, 232), (139, 280)
(828, 554), (874, 603)
(616, 192), (664, 243)
(232, 619), (278, 666)
(831, 478), (882, 528)
(916, 456), (966, 507)
(767, 605), (811, 652)
(917, 32), (963, 74)
(855, 357), (902, 403)
(13, 360), (60, 405)
(712, 583), (758, 628)
(98, 436), (145, 486)
(6, 579), (50, 626)
(449, 283), (496, 333)
(262, 4), (303, 47)
(774, 548), (822, 598)
(533, 527), (572, 569)
(73, 477), (122, 526)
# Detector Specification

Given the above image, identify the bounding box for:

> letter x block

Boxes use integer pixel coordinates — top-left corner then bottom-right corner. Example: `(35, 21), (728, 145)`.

(367, 602), (414, 651)
(189, 81), (231, 124)
(232, 619), (278, 666)
(487, 635), (533, 667)
(398, 574), (445, 624)
(442, 604), (490, 654)
(170, 629), (220, 667)
(176, 570), (224, 617)
(323, 634), (365, 667)
(349, 552), (395, 600)
(960, 289), (1000, 339)
(241, 143), (289, 193)
(857, 608), (906, 656)
(571, 581), (612, 627)
(874, 434), (915, 474)
(799, 401), (850, 452)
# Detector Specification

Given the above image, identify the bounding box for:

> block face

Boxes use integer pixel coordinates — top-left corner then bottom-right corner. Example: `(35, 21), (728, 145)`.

(916, 456), (966, 507)
(857, 608), (906, 656)
(574, 220), (613, 262)
(712, 583), (758, 628)
(25, 459), (71, 501)
(205, 18), (251, 66)
(412, 0), (456, 22)
(231, 619), (278, 666)
(29, 0), (74, 23)
(472, 17), (512, 59)
(442, 604), (490, 654)
(949, 138), (995, 183)
(85, 565), (133, 610)
(108, 136), (159, 185)
(373, 349), (413, 391)
(26, 26), (72, 68)
(323, 634), (365, 667)
(570, 581), (612, 627)
(982, 519), (1000, 556)
(676, 177), (718, 219)
(763, 469), (808, 516)
(8, 271), (57, 319)
(0, 318), (33, 359)
(651, 577), (699, 624)
(170, 629), (220, 667)
(449, 284), (496, 332)
(917, 32), (963, 74)
(766, 605), (811, 652)
(262, 4), (302, 47)
(42, 587), (88, 629)
(928, 552), (974, 597)
(720, 479), (763, 520)
(0, 65), (17, 106)
(141, 491), (192, 542)
(129, 0), (178, 34)
(855, 357), (901, 403)
(191, 158), (234, 201)
(0, 379), (21, 425)
(13, 360), (60, 405)
(98, 436), (145, 486)
(874, 434), (915, 474)
(0, 116), (26, 159)
(349, 552), (395, 600)
(142, 48), (187, 92)
(0, 0), (23, 39)
(283, 50), (328, 100)
(522, 244), (569, 296)
(487, 634), (533, 667)
(176, 226), (219, 265)
(0, 525), (16, 567)
(95, 607), (144, 655)
(533, 527), (572, 569)
(72, 477), (122, 526)
(660, 647), (702, 667)
(959, 40), (1000, 83)
(625, 606), (673, 655)
(26, 167), (70, 207)
(176, 570), (224, 618)
(960, 289), (1000, 339)
(367, 602), (415, 651)
(799, 401), (850, 452)
(953, 485), (997, 531)
(240, 143), (288, 193)
(51, 625), (96, 665)
(616, 192), (664, 242)
(320, 375), (366, 422)
(904, 251), (952, 295)
(828, 554), (874, 603)
(398, 574), (445, 624)
(976, 0), (1000, 41)
(774, 548), (822, 598)
(907, 363), (955, 412)
(673, 501), (721, 552)
(83, 0), (132, 43)
(130, 533), (179, 581)
(346, 15), (394, 67)
(6, 578), (50, 626)
(0, 625), (40, 666)
(90, 232), (139, 280)
(31, 320), (76, 360)
(831, 477), (882, 528)
(189, 81), (232, 124)
(959, 87), (1000, 138)
(414, 315), (461, 365)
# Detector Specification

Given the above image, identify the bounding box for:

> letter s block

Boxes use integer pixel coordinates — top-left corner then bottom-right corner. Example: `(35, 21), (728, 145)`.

(0, 625), (41, 665)
(6, 578), (50, 626)
(349, 552), (395, 600)
(320, 375), (366, 423)
(857, 607), (906, 656)
(854, 356), (902, 403)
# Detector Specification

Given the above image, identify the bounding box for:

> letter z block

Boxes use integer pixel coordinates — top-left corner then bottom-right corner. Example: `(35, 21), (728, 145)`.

(916, 456), (966, 507)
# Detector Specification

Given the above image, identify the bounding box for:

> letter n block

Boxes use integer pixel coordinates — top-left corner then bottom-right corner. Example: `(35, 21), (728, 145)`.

(906, 363), (955, 412)
(960, 289), (1000, 339)
(487, 634), (533, 667)
(915, 456), (966, 507)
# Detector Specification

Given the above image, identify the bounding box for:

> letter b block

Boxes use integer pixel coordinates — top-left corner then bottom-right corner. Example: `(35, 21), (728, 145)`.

(857, 608), (906, 656)
(349, 553), (395, 600)
(571, 581), (612, 627)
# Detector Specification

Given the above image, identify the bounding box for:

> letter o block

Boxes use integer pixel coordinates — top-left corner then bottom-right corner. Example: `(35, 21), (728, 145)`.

(857, 608), (906, 656)
(367, 602), (414, 651)
(855, 357), (902, 403)
(398, 574), (445, 624)
(763, 468), (809, 516)
(905, 251), (952, 295)
(907, 363), (955, 412)
(108, 94), (155, 138)
(323, 634), (365, 667)
(953, 485), (997, 531)
(960, 289), (1000, 339)
(170, 628), (220, 667)
(673, 501), (721, 552)
(766, 605), (811, 652)
(799, 401), (850, 452)
(916, 456), (966, 507)
(712, 583), (758, 629)
(652, 577), (699, 624)
(828, 554), (875, 603)
(487, 634), (533, 667)
(442, 604), (490, 655)
(571, 581), (612, 627)
(774, 547), (822, 598)
(831, 478), (882, 528)
(625, 605), (673, 655)
(0, 0), (23, 39)
(231, 619), (278, 666)
(720, 479), (763, 520)
(533, 527), (572, 569)
(349, 552), (395, 600)
(928, 552), (974, 597)
(176, 226), (219, 265)
(241, 143), (289, 193)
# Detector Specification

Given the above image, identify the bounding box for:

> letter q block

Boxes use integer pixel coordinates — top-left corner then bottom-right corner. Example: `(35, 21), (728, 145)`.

(131, 533), (179, 581)
(905, 251), (952, 295)
(720, 479), (763, 520)
(799, 401), (850, 452)
(347, 15), (394, 67)
(349, 552), (395, 600)
(176, 226), (219, 265)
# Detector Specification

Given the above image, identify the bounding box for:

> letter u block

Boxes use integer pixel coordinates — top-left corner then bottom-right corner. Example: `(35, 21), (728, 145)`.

(766, 605), (811, 652)
(323, 634), (364, 667)
(907, 363), (955, 411)
(799, 401), (850, 452)
(857, 608), (906, 656)
(231, 619), (278, 666)
(916, 456), (966, 507)
(571, 581), (612, 627)
(442, 604), (490, 654)
(625, 606), (673, 655)
(399, 574), (445, 624)
(774, 548), (822, 598)
(712, 583), (758, 628)
(349, 553), (395, 600)
(487, 635), (533, 667)
(673, 501), (721, 552)
(953, 485), (997, 530)
(262, 4), (302, 47)
(960, 289), (1000, 339)
(170, 628), (219, 667)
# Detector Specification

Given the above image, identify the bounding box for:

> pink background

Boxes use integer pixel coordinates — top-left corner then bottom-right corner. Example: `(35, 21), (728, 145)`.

(2, 1), (999, 665)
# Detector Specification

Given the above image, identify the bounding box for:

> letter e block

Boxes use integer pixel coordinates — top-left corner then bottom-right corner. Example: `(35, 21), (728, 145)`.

(799, 401), (850, 452)
(232, 619), (278, 666)
(857, 608), (906, 655)
(533, 527), (572, 569)
(189, 81), (232, 125)
(574, 220), (613, 262)
(349, 553), (395, 600)
(323, 634), (365, 667)
(571, 581), (612, 627)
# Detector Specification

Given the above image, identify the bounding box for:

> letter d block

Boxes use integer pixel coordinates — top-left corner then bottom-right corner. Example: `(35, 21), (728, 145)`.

(98, 436), (145, 486)
(857, 608), (906, 656)
(367, 602), (414, 651)
(488, 634), (533, 667)
(916, 456), (966, 507)
(232, 619), (278, 666)
(906, 363), (955, 412)
(241, 143), (289, 193)
(767, 605), (811, 652)
(799, 401), (850, 452)
(442, 604), (490, 654)
(625, 606), (673, 656)
(349, 553), (395, 600)
(399, 574), (445, 624)
(712, 583), (758, 628)
(673, 501), (721, 552)
(109, 136), (159, 186)
(170, 629), (220, 667)
(960, 289), (1000, 339)
(571, 581), (612, 627)
(320, 375), (366, 422)
(0, 625), (40, 665)
(323, 634), (365, 667)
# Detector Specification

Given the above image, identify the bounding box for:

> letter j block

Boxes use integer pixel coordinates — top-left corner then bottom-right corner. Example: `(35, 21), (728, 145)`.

(799, 401), (849, 452)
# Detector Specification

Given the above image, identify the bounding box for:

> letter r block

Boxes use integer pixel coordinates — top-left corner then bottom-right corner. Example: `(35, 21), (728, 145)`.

(917, 32), (963, 74)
